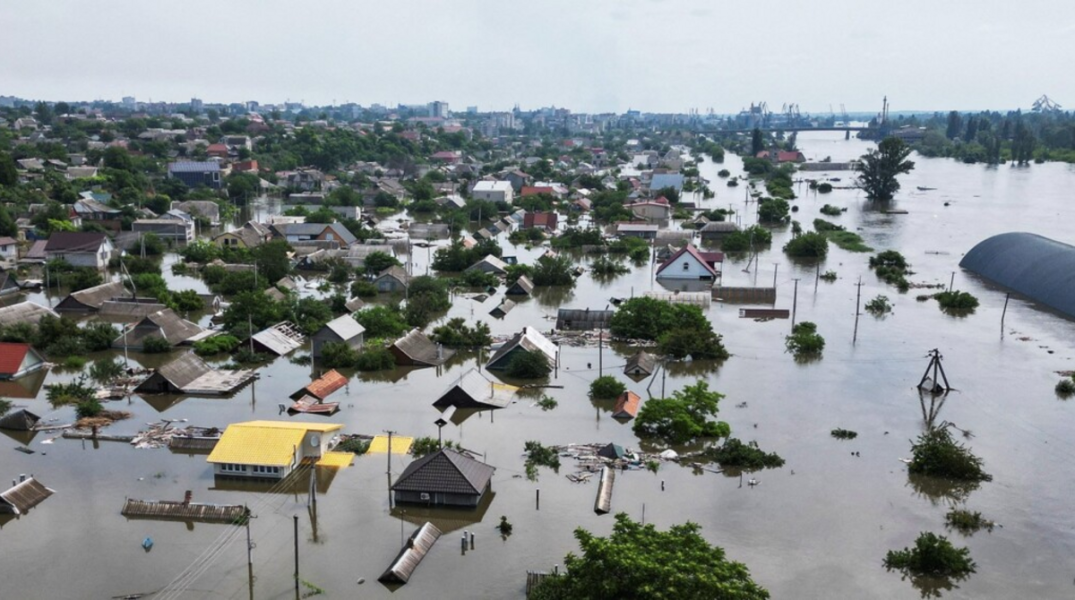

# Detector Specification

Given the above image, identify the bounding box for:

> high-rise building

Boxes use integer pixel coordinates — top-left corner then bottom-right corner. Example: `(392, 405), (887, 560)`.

(466, 106), (478, 114)
(428, 101), (449, 119)
(122, 96), (136, 109)
(191, 97), (204, 112)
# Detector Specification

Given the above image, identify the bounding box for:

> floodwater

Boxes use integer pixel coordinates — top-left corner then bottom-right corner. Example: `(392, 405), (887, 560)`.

(3, 132), (1075, 599)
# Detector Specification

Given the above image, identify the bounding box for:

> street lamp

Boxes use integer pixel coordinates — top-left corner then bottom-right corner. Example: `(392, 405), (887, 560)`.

(434, 418), (448, 449)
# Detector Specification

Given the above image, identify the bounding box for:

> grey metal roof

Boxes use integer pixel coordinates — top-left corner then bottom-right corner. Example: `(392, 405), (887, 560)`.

(321, 315), (365, 340)
(0, 409), (40, 431)
(433, 368), (516, 409)
(650, 173), (685, 191)
(117, 308), (205, 347)
(392, 448), (495, 495)
(487, 327), (557, 368)
(556, 308), (613, 331)
(0, 477), (54, 515)
(624, 351), (656, 376)
(61, 281), (127, 311)
(44, 231), (110, 253)
(99, 300), (168, 318)
(145, 352), (214, 389)
(960, 232), (1075, 319)
(392, 329), (454, 366)
(251, 322), (305, 356)
(490, 298), (515, 317)
(506, 275), (534, 296)
(700, 221), (740, 233)
(168, 161), (220, 173)
(0, 302), (58, 327)
(379, 522), (442, 584)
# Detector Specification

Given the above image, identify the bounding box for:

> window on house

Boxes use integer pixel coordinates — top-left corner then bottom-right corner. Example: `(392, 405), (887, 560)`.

(420, 493), (430, 501)
(682, 262), (690, 271)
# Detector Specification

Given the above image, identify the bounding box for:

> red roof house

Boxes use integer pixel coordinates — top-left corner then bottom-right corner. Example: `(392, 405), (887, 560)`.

(207, 143), (229, 158)
(0, 343), (46, 380)
(612, 391), (641, 420)
(756, 149), (805, 163)
(522, 212), (559, 231)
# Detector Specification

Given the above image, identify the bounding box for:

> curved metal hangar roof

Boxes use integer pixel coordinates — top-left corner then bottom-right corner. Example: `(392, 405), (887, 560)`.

(960, 232), (1075, 319)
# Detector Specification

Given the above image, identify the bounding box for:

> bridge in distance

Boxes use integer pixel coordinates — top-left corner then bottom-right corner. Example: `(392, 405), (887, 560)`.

(695, 126), (867, 134)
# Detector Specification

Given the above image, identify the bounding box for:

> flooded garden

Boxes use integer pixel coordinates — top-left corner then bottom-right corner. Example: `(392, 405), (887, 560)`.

(2, 131), (1074, 599)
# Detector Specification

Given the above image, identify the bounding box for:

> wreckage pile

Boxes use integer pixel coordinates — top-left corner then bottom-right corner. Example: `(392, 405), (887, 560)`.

(131, 420), (220, 449)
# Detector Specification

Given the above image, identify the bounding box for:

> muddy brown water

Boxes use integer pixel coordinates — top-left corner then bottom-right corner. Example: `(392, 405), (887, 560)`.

(2, 132), (1075, 599)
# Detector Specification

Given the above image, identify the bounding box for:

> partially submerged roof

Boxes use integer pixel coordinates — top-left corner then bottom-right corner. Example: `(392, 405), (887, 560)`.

(960, 232), (1075, 319)
(135, 352), (256, 396)
(487, 327), (557, 368)
(207, 421), (343, 467)
(656, 244), (721, 277)
(467, 254), (509, 275)
(392, 329), (454, 366)
(624, 351), (656, 377)
(433, 368), (518, 409)
(612, 392), (642, 420)
(506, 275), (534, 296)
(392, 448), (495, 496)
(98, 299), (168, 319)
(291, 369), (349, 400)
(118, 308), (205, 347)
(0, 477), (54, 515)
(0, 302), (57, 327)
(58, 281), (127, 311)
(0, 342), (41, 376)
(0, 408), (40, 431)
(598, 442), (627, 459)
(319, 314), (365, 341)
(379, 522), (442, 585)
(251, 322), (305, 356)
(555, 308), (613, 331)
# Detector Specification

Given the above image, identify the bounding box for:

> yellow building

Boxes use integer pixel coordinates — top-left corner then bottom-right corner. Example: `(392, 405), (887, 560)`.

(207, 420), (348, 479)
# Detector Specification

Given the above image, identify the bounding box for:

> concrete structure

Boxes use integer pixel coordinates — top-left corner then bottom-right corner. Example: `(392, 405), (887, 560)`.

(472, 180), (514, 205)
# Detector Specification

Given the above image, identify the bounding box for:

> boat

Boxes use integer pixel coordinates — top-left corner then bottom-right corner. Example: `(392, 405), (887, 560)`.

(917, 186), (936, 191)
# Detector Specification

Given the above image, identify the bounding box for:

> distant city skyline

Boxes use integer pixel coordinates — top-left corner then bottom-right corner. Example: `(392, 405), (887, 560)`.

(2, 0), (1070, 115)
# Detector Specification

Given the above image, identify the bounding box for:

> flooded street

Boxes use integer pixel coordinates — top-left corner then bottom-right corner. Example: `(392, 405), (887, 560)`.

(3, 132), (1075, 599)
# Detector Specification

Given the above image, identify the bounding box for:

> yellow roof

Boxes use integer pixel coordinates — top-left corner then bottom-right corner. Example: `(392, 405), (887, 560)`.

(207, 421), (343, 467)
(367, 435), (413, 454)
(316, 452), (355, 468)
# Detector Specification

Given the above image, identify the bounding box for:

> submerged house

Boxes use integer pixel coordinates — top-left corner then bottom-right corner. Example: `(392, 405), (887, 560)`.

(44, 232), (114, 269)
(55, 281), (127, 312)
(0, 476), (54, 516)
(555, 308), (613, 331)
(250, 322), (305, 356)
(612, 391), (642, 421)
(486, 327), (557, 371)
(290, 369), (349, 401)
(0, 343), (46, 380)
(310, 315), (365, 359)
(390, 329), (455, 367)
(206, 421), (346, 480)
(466, 254), (509, 276)
(623, 351), (656, 378)
(0, 270), (21, 296)
(391, 448), (495, 507)
(379, 522), (442, 585)
(505, 275), (534, 296)
(655, 245), (723, 281)
(0, 302), (57, 327)
(432, 368), (518, 410)
(134, 352), (256, 396)
(375, 266), (411, 293)
(112, 308), (206, 350)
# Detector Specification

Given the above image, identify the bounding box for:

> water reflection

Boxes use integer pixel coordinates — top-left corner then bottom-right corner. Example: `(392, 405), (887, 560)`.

(531, 286), (576, 309)
(887, 568), (970, 599)
(907, 473), (980, 506)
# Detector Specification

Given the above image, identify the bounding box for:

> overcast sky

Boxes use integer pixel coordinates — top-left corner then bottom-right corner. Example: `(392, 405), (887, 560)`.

(2, 0), (1071, 115)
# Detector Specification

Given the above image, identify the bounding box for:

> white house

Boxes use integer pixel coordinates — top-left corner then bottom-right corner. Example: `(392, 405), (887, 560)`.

(655, 245), (724, 281)
(0, 237), (18, 263)
(472, 180), (514, 205)
(206, 421), (346, 480)
(44, 232), (114, 269)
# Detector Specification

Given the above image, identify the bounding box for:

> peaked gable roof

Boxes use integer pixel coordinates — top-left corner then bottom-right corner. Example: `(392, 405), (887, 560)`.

(487, 326), (557, 367)
(391, 448), (495, 495)
(655, 244), (720, 277)
(44, 232), (110, 253)
(0, 343), (40, 376)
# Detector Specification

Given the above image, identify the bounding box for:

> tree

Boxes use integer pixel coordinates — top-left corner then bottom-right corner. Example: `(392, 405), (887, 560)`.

(532, 254), (575, 286)
(750, 127), (764, 157)
(530, 513), (769, 600)
(0, 151), (17, 187)
(354, 305), (408, 338)
(506, 351), (551, 379)
(945, 111), (963, 140)
(884, 532), (976, 591)
(0, 205), (17, 237)
(908, 427), (991, 482)
(633, 381), (730, 444)
(589, 376), (626, 399)
(1012, 120), (1037, 165)
(251, 240), (292, 283)
(363, 251), (400, 274)
(609, 297), (710, 341)
(856, 137), (915, 200)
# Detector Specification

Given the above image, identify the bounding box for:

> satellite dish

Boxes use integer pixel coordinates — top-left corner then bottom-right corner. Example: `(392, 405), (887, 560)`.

(309, 435), (321, 448)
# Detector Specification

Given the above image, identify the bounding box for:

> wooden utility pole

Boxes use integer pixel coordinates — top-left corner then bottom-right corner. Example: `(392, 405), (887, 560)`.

(1001, 293), (1010, 338)
(853, 277), (864, 343)
(814, 262), (820, 293)
(791, 279), (800, 328)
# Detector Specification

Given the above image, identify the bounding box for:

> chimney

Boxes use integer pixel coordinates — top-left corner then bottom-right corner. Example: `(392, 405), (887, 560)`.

(19, 474), (26, 483)
(183, 490), (193, 506)
(437, 343), (443, 360)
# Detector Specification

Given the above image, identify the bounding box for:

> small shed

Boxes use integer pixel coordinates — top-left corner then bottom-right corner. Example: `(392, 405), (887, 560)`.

(555, 308), (614, 331)
(432, 369), (518, 410)
(390, 329), (455, 367)
(376, 266), (411, 293)
(0, 343), (46, 380)
(378, 522), (442, 585)
(597, 442), (626, 460)
(311, 314), (365, 359)
(250, 322), (305, 356)
(490, 298), (515, 318)
(612, 392), (641, 421)
(55, 281), (127, 312)
(112, 308), (206, 350)
(467, 254), (509, 276)
(391, 448), (495, 507)
(505, 275), (534, 296)
(623, 351), (656, 378)
(0, 476), (54, 515)
(486, 327), (557, 371)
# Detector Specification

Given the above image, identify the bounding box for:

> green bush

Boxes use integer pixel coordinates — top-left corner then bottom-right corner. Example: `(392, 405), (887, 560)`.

(319, 341), (359, 368)
(141, 335), (172, 354)
(63, 356), (86, 369)
(865, 295), (892, 315)
(193, 335), (241, 356)
(657, 327), (729, 360)
(757, 198), (790, 223)
(75, 398), (104, 419)
(350, 280), (379, 298)
(817, 182), (833, 193)
(1056, 378), (1075, 397)
(633, 381), (730, 445)
(590, 256), (629, 277)
(813, 218), (844, 232)
(430, 318), (492, 348)
(336, 437), (371, 455)
(506, 351), (551, 379)
(783, 232), (829, 258)
(884, 532), (976, 578)
(721, 225), (772, 252)
(934, 291), (979, 313)
(908, 427), (992, 482)
(590, 376), (626, 399)
(355, 305), (408, 338)
(945, 509), (994, 535)
(819, 204), (842, 216)
(702, 438), (785, 470)
(825, 231), (873, 253)
(354, 346), (395, 371)
(785, 322), (825, 357)
(831, 428), (858, 440)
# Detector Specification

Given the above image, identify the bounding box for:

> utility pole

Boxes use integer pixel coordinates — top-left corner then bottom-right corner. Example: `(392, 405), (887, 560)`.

(384, 430), (396, 475)
(293, 515), (300, 600)
(772, 263), (779, 291)
(1001, 292), (1010, 338)
(853, 277), (864, 343)
(949, 271), (955, 293)
(814, 262), (820, 293)
(791, 279), (800, 328)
